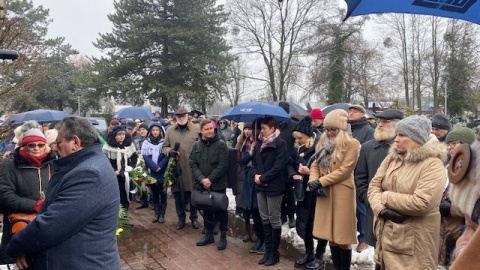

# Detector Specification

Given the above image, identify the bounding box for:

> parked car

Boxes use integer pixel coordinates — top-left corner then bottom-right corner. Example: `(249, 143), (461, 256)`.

(90, 117), (107, 135)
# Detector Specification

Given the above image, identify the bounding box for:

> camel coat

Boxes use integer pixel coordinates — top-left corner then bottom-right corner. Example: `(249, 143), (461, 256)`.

(309, 139), (360, 245)
(368, 140), (447, 270)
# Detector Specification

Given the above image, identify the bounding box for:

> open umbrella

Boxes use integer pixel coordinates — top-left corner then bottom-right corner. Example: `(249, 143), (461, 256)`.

(113, 106), (155, 120)
(220, 102), (291, 123)
(321, 103), (351, 116)
(3, 109), (72, 125)
(345, 0), (480, 25)
(270, 101), (309, 120)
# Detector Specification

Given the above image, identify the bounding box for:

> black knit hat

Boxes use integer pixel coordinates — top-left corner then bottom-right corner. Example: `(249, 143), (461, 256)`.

(432, 113), (451, 131)
(243, 122), (253, 129)
(293, 116), (314, 137)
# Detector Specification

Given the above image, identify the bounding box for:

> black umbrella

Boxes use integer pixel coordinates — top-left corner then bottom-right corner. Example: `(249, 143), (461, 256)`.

(270, 101), (309, 120)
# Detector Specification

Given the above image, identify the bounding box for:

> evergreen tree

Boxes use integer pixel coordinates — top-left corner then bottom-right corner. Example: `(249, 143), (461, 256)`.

(93, 0), (231, 115)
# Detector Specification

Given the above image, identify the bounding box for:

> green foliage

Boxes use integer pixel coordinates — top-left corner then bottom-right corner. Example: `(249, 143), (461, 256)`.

(93, 0), (231, 114)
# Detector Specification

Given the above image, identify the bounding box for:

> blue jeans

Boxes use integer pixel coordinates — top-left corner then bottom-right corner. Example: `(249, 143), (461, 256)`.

(173, 191), (197, 222)
(356, 198), (366, 242)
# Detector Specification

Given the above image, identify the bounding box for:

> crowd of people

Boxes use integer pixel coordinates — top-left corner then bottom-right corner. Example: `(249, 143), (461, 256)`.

(0, 103), (479, 269)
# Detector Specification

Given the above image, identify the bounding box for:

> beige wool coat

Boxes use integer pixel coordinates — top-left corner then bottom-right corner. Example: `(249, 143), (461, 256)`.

(309, 139), (360, 245)
(162, 121), (199, 193)
(368, 140), (447, 270)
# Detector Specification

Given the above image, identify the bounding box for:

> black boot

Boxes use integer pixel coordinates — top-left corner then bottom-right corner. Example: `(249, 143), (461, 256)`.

(158, 204), (167, 224)
(264, 227), (281, 266)
(258, 224), (272, 264)
(242, 219), (252, 242)
(249, 238), (264, 253)
(294, 252), (314, 267)
(196, 228), (214, 246)
(217, 231), (227, 250)
(330, 246), (341, 270)
(305, 254), (326, 270)
(288, 214), (296, 228)
(152, 204), (160, 223)
(256, 242), (265, 254)
(339, 248), (352, 270)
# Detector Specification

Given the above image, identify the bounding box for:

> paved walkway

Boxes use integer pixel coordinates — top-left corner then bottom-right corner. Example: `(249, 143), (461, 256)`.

(118, 197), (296, 270)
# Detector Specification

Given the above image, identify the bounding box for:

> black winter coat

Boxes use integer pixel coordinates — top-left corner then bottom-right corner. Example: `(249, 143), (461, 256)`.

(0, 149), (56, 258)
(292, 140), (318, 239)
(190, 133), (229, 192)
(354, 138), (393, 246)
(280, 120), (297, 183)
(349, 117), (374, 144)
(252, 137), (287, 196)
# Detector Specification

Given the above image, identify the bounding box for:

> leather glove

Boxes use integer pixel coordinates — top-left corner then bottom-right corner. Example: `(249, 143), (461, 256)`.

(379, 208), (409, 223)
(33, 198), (45, 213)
(440, 199), (451, 217)
(168, 150), (177, 158)
(307, 179), (322, 191)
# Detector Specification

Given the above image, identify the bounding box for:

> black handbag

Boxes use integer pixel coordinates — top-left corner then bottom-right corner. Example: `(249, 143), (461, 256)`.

(191, 189), (229, 212)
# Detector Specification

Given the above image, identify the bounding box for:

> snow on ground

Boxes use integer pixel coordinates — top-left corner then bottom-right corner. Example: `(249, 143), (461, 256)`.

(227, 188), (376, 269)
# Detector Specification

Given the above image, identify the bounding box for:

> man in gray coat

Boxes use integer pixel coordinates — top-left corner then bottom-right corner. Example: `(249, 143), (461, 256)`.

(354, 109), (403, 255)
(6, 117), (120, 270)
(163, 107), (200, 230)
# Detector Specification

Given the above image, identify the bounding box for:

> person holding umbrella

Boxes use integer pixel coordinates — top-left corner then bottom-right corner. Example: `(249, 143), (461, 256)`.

(162, 107), (200, 230)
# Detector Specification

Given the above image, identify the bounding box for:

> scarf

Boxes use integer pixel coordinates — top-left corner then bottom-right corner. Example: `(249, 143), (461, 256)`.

(316, 136), (335, 168)
(241, 134), (255, 155)
(259, 129), (281, 151)
(141, 139), (163, 173)
(102, 143), (136, 173)
(19, 150), (48, 168)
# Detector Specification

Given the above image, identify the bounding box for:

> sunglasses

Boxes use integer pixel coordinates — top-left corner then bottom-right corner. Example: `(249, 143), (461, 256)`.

(27, 143), (46, 149)
(325, 128), (339, 133)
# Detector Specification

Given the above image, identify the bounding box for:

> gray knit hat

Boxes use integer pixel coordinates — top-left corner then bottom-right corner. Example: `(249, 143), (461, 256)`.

(396, 115), (432, 145)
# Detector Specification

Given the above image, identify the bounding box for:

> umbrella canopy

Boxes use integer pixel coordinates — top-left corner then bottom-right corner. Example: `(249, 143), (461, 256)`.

(270, 101), (309, 120)
(345, 0), (480, 25)
(220, 102), (291, 123)
(321, 103), (351, 116)
(113, 106), (155, 120)
(3, 109), (72, 125)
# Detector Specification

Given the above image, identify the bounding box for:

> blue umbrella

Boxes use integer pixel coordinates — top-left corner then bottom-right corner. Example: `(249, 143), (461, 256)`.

(345, 0), (480, 25)
(113, 106), (155, 120)
(3, 109), (71, 125)
(220, 102), (291, 123)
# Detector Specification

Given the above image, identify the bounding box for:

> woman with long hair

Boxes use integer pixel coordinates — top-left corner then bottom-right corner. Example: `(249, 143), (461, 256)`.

(253, 116), (287, 266)
(307, 109), (360, 270)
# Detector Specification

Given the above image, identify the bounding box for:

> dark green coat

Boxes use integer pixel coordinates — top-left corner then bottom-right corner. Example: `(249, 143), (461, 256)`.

(189, 132), (229, 192)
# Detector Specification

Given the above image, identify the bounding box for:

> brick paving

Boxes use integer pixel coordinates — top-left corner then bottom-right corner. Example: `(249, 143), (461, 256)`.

(118, 196), (296, 270)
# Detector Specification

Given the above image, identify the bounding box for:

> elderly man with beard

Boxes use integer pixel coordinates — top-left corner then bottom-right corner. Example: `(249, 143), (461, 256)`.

(162, 108), (200, 230)
(354, 109), (403, 258)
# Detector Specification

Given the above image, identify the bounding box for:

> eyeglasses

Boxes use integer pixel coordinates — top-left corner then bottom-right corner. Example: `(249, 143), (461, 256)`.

(219, 122), (226, 125)
(377, 119), (393, 124)
(27, 143), (46, 149)
(447, 141), (462, 147)
(325, 128), (339, 133)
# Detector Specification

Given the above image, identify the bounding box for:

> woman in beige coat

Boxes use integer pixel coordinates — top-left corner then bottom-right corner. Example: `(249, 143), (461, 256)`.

(308, 109), (360, 270)
(368, 115), (447, 270)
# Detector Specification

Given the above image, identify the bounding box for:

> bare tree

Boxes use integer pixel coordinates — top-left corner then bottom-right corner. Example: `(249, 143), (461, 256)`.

(224, 57), (247, 107)
(226, 0), (328, 101)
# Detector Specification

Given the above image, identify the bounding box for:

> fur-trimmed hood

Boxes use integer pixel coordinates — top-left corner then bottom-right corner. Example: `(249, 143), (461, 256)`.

(389, 136), (448, 164)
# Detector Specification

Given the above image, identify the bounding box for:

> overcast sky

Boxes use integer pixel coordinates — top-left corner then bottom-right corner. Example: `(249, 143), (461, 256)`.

(32, 0), (115, 58)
